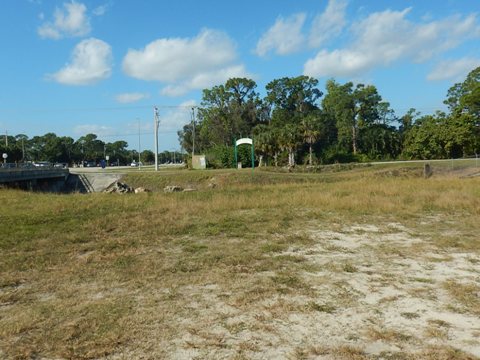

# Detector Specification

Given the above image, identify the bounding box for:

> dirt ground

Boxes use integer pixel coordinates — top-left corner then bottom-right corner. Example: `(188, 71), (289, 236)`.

(107, 219), (480, 359)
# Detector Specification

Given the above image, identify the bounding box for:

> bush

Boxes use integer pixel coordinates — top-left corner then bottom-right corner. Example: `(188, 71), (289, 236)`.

(301, 152), (319, 165)
(321, 147), (358, 164)
(205, 145), (233, 169)
(204, 145), (254, 169)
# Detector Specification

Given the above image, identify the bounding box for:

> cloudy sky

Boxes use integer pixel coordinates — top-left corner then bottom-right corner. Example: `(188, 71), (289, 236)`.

(0, 0), (479, 151)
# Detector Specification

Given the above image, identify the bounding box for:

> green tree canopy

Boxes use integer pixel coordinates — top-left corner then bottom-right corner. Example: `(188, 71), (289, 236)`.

(445, 66), (480, 117)
(322, 80), (387, 155)
(198, 78), (264, 147)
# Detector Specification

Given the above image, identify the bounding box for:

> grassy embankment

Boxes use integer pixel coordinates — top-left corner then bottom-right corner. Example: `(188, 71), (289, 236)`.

(1, 163), (479, 359)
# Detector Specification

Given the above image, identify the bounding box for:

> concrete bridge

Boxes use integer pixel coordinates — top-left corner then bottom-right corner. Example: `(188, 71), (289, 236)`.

(0, 165), (123, 193)
(0, 165), (70, 191)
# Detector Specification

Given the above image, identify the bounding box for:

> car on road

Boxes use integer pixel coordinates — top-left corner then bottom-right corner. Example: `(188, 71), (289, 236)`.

(33, 161), (51, 168)
(130, 161), (143, 167)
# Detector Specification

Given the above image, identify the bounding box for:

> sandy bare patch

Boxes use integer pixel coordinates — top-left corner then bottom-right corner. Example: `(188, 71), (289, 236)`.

(105, 222), (480, 359)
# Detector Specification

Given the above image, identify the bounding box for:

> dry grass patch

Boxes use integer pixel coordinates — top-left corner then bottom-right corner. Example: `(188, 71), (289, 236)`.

(401, 312), (420, 319)
(417, 346), (479, 360)
(1, 167), (479, 358)
(443, 280), (480, 315)
(424, 324), (449, 340)
(366, 327), (414, 343)
(296, 344), (368, 359)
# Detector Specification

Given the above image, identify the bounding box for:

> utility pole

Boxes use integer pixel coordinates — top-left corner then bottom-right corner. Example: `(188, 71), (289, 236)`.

(5, 130), (7, 147)
(138, 119), (141, 169)
(191, 107), (196, 156)
(154, 106), (160, 171)
(81, 141), (84, 162)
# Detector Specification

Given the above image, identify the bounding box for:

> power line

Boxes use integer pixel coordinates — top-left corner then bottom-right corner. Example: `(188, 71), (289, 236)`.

(98, 130), (179, 138)
(0, 104), (196, 113)
(0, 102), (446, 114)
(0, 129), (181, 142)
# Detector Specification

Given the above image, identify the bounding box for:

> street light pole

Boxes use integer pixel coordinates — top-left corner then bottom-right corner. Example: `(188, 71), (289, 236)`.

(80, 140), (85, 164)
(137, 118), (141, 169)
(154, 106), (160, 171)
(191, 107), (196, 156)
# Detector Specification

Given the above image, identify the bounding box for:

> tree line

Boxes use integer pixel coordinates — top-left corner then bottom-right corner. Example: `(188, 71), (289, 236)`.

(2, 67), (478, 168)
(178, 67), (480, 168)
(0, 132), (183, 166)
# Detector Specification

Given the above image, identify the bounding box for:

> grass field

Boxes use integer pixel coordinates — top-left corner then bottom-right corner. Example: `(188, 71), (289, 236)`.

(1, 163), (479, 359)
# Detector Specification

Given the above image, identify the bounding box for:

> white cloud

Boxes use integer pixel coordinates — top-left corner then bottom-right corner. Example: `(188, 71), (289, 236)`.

(427, 58), (480, 81)
(309, 0), (347, 48)
(304, 9), (480, 78)
(159, 100), (197, 131)
(49, 38), (112, 85)
(255, 1), (346, 56)
(160, 65), (250, 97)
(255, 13), (306, 56)
(93, 4), (109, 16)
(38, 1), (91, 39)
(305, 49), (372, 78)
(122, 29), (250, 96)
(115, 92), (150, 103)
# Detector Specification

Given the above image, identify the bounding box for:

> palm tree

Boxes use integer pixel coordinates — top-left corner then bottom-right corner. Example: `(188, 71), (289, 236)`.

(270, 127), (281, 167)
(301, 113), (321, 166)
(278, 124), (300, 167)
(253, 125), (270, 167)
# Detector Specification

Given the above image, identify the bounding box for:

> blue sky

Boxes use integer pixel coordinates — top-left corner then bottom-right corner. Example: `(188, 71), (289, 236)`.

(1, 0), (479, 152)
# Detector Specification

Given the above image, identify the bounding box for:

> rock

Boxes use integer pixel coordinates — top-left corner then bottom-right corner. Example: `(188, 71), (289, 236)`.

(104, 181), (133, 194)
(163, 185), (183, 193)
(206, 176), (219, 189)
(183, 188), (197, 192)
(424, 163), (433, 178)
(134, 187), (150, 193)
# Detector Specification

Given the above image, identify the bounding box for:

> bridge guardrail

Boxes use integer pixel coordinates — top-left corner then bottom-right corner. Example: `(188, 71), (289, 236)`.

(0, 166), (69, 184)
(0, 163), (69, 171)
(0, 163), (37, 170)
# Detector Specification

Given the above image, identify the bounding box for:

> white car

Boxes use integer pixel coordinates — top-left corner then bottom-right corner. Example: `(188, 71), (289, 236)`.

(130, 161), (143, 167)
(33, 161), (51, 167)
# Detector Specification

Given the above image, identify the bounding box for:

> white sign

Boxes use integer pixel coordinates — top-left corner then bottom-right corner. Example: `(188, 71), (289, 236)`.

(2, 153), (7, 159)
(236, 138), (252, 146)
(106, 155), (110, 160)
